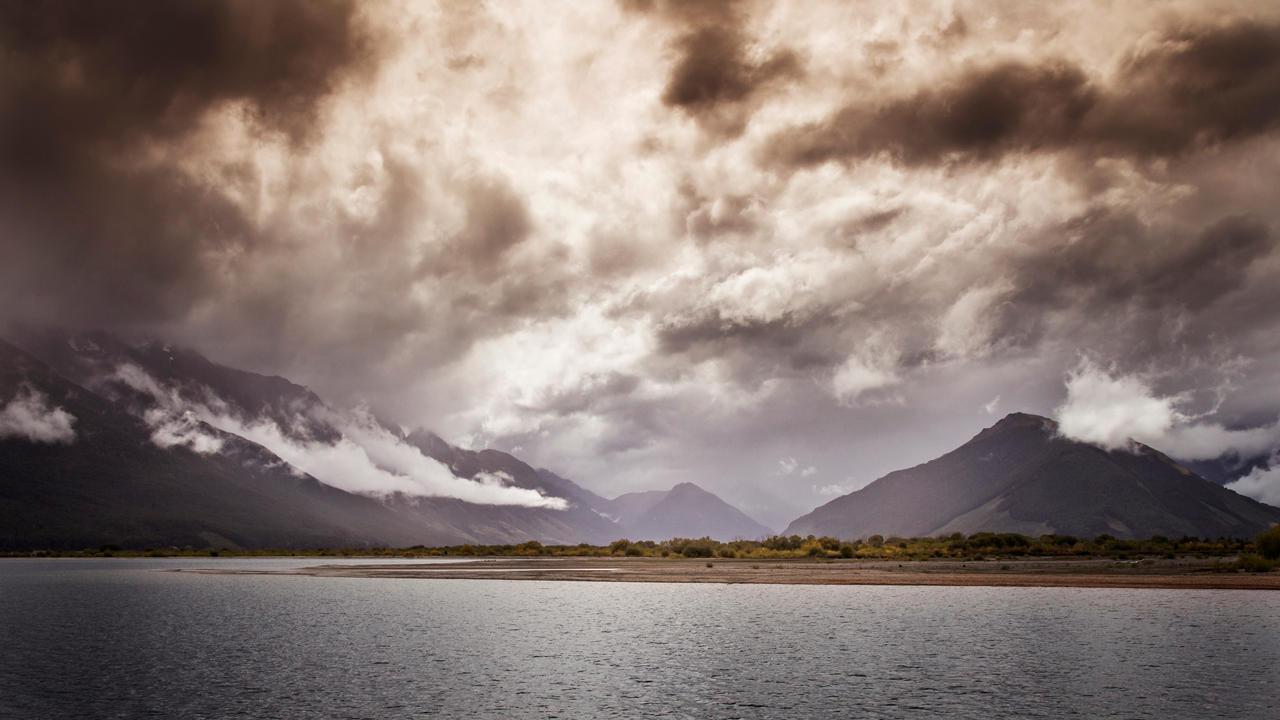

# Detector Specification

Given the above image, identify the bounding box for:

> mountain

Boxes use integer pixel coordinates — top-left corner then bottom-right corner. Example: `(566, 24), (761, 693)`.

(9, 330), (609, 545)
(785, 413), (1280, 540)
(0, 338), (435, 550)
(400, 430), (622, 545)
(605, 482), (773, 541)
(2, 330), (770, 548)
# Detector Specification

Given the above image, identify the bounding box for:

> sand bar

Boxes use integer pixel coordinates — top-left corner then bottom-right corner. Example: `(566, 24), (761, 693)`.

(172, 557), (1280, 590)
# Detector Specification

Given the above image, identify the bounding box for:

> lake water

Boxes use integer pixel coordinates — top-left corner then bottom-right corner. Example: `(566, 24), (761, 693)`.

(1, 558), (1277, 719)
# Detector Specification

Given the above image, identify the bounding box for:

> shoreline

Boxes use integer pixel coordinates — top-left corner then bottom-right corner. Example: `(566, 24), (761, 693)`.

(171, 556), (1280, 590)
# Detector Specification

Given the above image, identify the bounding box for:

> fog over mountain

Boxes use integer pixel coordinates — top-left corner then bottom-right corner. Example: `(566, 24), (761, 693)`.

(4, 1), (1280, 527)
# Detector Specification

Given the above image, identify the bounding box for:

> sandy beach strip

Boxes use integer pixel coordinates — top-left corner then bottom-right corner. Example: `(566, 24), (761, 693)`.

(172, 557), (1280, 590)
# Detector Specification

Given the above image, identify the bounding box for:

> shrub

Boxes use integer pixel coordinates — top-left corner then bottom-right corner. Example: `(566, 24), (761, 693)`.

(681, 544), (713, 558)
(839, 544), (855, 558)
(1257, 525), (1280, 560)
(1233, 554), (1276, 572)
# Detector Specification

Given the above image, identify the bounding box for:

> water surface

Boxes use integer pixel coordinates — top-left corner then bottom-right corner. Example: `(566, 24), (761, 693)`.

(2, 558), (1276, 719)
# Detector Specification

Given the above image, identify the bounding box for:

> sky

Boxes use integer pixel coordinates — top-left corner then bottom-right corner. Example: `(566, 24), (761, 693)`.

(3, 0), (1280, 527)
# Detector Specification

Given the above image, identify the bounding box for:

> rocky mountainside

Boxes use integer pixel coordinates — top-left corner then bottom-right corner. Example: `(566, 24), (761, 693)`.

(785, 413), (1280, 540)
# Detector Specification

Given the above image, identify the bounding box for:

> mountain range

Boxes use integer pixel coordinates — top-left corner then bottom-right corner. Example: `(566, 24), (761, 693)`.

(2, 331), (1277, 550)
(0, 331), (772, 550)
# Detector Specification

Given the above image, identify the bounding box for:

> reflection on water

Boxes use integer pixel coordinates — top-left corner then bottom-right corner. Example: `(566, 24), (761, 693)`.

(1, 558), (1277, 719)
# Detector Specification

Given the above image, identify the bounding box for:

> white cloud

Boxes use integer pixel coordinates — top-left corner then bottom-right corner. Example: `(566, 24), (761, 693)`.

(778, 456), (798, 475)
(1055, 361), (1182, 450)
(146, 409), (225, 454)
(1055, 361), (1280, 461)
(110, 364), (567, 509)
(203, 409), (567, 509)
(1226, 464), (1280, 507)
(0, 385), (75, 444)
(815, 483), (850, 497)
(936, 281), (1011, 359)
(800, 465), (817, 477)
(831, 352), (901, 406)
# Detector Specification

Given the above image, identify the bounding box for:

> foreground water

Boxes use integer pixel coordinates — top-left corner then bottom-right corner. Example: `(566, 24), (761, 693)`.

(1, 559), (1276, 719)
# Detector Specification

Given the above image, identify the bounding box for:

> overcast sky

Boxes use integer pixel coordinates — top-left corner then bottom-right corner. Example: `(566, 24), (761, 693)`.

(4, 0), (1280, 527)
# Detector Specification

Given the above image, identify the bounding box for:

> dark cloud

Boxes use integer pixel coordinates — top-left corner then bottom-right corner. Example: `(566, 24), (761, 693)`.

(662, 26), (799, 114)
(0, 0), (372, 330)
(1097, 20), (1280, 157)
(653, 309), (851, 388)
(767, 20), (1280, 169)
(626, 0), (800, 137)
(535, 372), (643, 416)
(766, 59), (1098, 168)
(1013, 212), (1273, 316)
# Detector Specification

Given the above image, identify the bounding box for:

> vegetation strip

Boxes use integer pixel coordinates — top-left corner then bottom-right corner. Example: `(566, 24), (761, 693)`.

(22, 527), (1280, 574)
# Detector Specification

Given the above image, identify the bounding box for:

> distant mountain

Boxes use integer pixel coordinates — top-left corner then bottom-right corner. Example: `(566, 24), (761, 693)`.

(605, 482), (773, 541)
(1, 330), (769, 548)
(400, 430), (622, 545)
(1179, 453), (1273, 486)
(785, 413), (1280, 540)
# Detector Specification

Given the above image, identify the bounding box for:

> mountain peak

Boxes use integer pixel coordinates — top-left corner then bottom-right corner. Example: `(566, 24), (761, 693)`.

(971, 412), (1057, 443)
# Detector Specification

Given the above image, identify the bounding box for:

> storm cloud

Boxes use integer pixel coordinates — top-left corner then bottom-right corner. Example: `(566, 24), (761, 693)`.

(4, 1), (1280, 522)
(0, 0), (372, 327)
(768, 19), (1280, 169)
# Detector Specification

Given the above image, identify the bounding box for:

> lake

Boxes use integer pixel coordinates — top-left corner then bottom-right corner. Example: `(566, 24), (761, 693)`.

(1, 558), (1276, 719)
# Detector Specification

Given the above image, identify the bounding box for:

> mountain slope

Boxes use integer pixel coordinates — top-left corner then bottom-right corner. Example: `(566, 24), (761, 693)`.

(0, 339), (437, 550)
(785, 413), (1280, 540)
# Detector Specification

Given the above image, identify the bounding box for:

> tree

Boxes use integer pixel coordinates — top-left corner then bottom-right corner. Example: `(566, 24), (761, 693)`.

(1257, 525), (1280, 560)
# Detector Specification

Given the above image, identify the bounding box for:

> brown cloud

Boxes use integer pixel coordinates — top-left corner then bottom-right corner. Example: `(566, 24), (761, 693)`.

(0, 0), (372, 328)
(627, 0), (801, 138)
(767, 20), (1280, 169)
